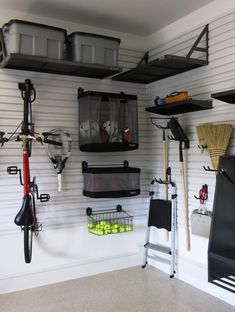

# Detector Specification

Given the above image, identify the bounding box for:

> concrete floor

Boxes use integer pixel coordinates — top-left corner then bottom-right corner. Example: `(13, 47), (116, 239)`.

(0, 266), (234, 312)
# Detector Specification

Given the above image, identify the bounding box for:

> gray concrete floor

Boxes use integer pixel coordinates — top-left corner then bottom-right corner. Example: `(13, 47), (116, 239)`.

(0, 266), (234, 312)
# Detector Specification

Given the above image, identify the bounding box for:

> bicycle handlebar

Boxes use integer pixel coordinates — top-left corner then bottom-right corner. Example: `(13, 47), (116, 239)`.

(0, 132), (62, 147)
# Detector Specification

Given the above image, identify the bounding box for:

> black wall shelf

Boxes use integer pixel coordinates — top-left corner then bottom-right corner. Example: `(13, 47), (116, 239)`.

(112, 24), (209, 84)
(145, 99), (213, 116)
(112, 55), (208, 84)
(211, 89), (235, 104)
(0, 53), (121, 79)
(208, 156), (235, 294)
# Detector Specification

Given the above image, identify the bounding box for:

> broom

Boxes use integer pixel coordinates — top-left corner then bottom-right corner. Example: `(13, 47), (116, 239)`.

(204, 124), (232, 170)
(196, 123), (212, 149)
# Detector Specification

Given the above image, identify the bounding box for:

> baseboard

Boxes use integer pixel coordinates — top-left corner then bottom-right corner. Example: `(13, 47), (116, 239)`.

(149, 254), (235, 307)
(0, 252), (140, 294)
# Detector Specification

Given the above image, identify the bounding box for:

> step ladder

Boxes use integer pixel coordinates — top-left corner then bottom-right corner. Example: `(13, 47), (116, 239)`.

(142, 176), (177, 278)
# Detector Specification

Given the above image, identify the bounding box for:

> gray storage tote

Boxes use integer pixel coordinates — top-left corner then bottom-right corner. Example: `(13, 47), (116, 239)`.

(2, 20), (66, 59)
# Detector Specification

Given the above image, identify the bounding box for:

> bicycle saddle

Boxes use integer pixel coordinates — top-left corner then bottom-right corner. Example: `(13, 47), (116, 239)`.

(14, 195), (34, 226)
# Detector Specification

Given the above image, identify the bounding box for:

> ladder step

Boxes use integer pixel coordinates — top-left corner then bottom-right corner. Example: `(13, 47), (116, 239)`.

(144, 242), (171, 254)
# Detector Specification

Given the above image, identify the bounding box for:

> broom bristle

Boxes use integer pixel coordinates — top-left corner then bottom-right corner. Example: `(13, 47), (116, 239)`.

(204, 124), (232, 169)
(196, 124), (212, 148)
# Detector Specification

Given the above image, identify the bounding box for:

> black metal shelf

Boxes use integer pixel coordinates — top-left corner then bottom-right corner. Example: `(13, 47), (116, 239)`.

(112, 55), (208, 84)
(112, 24), (209, 84)
(0, 53), (121, 79)
(211, 89), (235, 104)
(145, 99), (213, 116)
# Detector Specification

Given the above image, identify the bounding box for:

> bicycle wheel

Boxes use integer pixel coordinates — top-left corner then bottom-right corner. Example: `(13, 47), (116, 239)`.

(23, 193), (35, 263)
(24, 225), (33, 263)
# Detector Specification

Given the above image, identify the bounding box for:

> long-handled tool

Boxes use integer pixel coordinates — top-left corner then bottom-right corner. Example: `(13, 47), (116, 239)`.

(168, 118), (191, 251)
(151, 118), (169, 241)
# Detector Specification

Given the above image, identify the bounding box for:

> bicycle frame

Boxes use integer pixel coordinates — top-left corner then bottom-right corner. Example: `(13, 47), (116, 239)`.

(6, 79), (50, 263)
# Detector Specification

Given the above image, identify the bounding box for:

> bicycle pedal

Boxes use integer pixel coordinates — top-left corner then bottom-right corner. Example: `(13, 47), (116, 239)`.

(39, 194), (50, 202)
(7, 166), (20, 175)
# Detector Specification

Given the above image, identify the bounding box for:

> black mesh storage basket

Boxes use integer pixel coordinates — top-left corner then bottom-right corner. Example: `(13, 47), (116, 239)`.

(82, 161), (140, 198)
(78, 89), (138, 152)
(86, 205), (133, 236)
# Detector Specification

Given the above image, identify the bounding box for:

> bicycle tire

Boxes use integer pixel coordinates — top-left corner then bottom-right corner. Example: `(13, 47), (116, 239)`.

(23, 225), (33, 263)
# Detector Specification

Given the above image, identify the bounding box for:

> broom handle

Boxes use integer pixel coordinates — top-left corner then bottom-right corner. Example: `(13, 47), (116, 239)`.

(163, 131), (169, 241)
(180, 161), (191, 251)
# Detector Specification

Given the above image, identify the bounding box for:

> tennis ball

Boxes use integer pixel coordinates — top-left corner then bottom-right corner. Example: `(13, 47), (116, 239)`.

(125, 225), (132, 231)
(104, 224), (111, 230)
(112, 228), (118, 234)
(97, 229), (104, 235)
(112, 223), (119, 229)
(104, 229), (111, 235)
(96, 224), (101, 229)
(87, 223), (94, 229)
(119, 225), (125, 232)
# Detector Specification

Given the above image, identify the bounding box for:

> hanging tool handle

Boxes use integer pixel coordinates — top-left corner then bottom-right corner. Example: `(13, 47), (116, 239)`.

(180, 161), (190, 251)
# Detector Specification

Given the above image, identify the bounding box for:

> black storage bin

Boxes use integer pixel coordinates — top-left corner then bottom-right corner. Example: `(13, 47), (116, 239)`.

(82, 161), (140, 198)
(78, 89), (138, 152)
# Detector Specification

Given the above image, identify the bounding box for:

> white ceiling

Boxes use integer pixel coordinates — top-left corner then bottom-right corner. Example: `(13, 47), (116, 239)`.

(0, 0), (214, 36)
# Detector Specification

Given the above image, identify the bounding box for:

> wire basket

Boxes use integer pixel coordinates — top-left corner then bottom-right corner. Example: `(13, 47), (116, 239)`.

(86, 205), (133, 235)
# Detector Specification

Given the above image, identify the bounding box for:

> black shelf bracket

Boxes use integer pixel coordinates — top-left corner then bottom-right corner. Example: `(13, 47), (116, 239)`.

(138, 52), (149, 66)
(186, 24), (209, 64)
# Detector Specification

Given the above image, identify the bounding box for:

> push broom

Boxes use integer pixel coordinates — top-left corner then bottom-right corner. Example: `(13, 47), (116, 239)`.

(168, 118), (191, 251)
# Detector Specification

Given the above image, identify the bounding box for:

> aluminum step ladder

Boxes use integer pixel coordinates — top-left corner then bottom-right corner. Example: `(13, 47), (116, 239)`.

(142, 175), (177, 278)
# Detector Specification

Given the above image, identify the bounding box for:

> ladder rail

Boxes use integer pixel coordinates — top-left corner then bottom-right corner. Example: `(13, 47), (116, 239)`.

(142, 177), (177, 277)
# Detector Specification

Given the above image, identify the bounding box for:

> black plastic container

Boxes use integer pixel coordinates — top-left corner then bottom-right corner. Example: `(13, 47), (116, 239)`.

(82, 161), (140, 198)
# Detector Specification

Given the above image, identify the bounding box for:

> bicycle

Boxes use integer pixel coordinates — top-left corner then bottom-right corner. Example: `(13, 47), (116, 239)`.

(0, 79), (58, 263)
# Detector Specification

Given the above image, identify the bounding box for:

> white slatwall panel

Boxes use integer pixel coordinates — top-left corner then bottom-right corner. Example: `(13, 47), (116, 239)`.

(0, 13), (233, 236)
(145, 12), (235, 228)
(0, 47), (149, 235)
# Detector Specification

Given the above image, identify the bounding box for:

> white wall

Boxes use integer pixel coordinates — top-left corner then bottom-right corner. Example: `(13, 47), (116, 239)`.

(0, 11), (149, 294)
(0, 1), (234, 308)
(144, 2), (235, 307)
